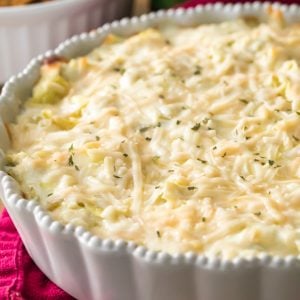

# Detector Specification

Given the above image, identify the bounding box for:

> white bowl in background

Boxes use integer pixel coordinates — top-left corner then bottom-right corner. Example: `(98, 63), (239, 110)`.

(0, 0), (133, 83)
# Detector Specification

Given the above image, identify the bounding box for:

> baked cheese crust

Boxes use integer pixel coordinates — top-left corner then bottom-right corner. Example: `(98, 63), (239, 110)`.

(6, 12), (300, 258)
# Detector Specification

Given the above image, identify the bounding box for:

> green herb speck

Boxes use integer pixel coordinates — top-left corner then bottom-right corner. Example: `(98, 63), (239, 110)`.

(239, 99), (249, 104)
(187, 186), (197, 191)
(113, 67), (125, 74)
(197, 159), (207, 164)
(68, 155), (74, 166)
(194, 65), (202, 75)
(140, 126), (151, 133)
(191, 123), (201, 131)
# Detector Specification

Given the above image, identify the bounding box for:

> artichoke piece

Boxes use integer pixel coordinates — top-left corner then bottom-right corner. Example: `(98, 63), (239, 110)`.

(52, 116), (78, 130)
(30, 61), (70, 104)
(61, 57), (89, 81)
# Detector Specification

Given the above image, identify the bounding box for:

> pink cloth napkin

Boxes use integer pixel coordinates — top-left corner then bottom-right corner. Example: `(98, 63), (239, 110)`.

(0, 1), (299, 298)
(0, 209), (73, 300)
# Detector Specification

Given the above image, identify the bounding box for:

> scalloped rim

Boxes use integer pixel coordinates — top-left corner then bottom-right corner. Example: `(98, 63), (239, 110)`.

(1, 2), (300, 270)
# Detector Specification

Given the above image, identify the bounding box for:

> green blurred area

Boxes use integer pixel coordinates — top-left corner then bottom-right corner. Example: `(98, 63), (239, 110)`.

(151, 0), (184, 10)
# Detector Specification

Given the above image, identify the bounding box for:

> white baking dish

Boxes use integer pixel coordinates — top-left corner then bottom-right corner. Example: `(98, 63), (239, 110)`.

(0, 0), (133, 83)
(1, 3), (300, 300)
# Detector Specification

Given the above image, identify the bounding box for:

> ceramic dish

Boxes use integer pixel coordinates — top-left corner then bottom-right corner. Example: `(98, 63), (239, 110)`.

(0, 0), (133, 83)
(1, 3), (300, 300)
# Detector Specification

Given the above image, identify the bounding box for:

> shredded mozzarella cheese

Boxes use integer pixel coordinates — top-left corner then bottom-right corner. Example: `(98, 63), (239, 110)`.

(5, 13), (300, 259)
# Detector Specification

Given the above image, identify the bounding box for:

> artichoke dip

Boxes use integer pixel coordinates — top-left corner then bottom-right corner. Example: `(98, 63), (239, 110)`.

(5, 9), (300, 259)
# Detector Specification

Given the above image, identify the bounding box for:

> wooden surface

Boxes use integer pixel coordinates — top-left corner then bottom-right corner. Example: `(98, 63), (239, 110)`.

(0, 0), (150, 213)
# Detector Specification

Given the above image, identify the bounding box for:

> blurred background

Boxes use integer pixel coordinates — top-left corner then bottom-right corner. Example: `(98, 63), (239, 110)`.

(135, 0), (184, 12)
(0, 0), (185, 84)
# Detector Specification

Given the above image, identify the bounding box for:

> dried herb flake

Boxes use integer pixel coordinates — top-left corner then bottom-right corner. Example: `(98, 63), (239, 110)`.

(187, 186), (197, 191)
(140, 126), (151, 133)
(68, 155), (74, 166)
(197, 159), (207, 164)
(239, 99), (249, 104)
(113, 67), (125, 74)
(268, 160), (275, 166)
(194, 65), (202, 75)
(191, 123), (201, 131)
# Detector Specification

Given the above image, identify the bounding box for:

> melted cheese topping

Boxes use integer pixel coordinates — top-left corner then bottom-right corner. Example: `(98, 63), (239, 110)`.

(5, 15), (300, 259)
